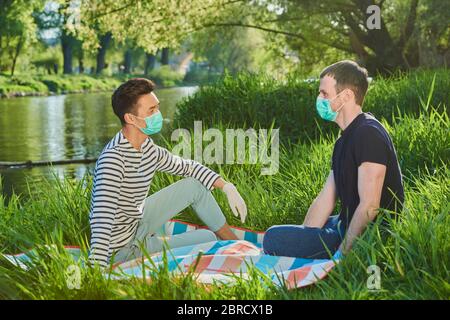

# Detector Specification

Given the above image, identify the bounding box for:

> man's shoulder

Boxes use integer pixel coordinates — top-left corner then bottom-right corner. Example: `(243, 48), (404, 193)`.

(351, 114), (395, 156)
(98, 132), (125, 161)
(98, 147), (123, 159)
(354, 113), (388, 137)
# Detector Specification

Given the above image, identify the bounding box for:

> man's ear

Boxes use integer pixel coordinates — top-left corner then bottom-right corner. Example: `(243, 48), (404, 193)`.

(123, 112), (134, 125)
(343, 88), (355, 104)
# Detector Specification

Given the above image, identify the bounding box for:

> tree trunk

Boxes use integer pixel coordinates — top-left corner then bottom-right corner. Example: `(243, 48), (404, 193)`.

(144, 52), (156, 74)
(96, 32), (112, 75)
(123, 49), (132, 73)
(78, 48), (84, 74)
(347, 0), (417, 74)
(58, 1), (73, 74)
(61, 31), (73, 74)
(161, 47), (169, 65)
(10, 35), (23, 76)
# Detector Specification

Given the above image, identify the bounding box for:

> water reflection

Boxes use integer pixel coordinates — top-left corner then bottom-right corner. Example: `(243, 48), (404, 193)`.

(0, 86), (197, 200)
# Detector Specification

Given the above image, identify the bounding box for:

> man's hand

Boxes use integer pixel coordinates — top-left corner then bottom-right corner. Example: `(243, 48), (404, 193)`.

(222, 182), (248, 223)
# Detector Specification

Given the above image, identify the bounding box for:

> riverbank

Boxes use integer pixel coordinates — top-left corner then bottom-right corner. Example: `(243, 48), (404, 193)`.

(0, 74), (121, 98)
(0, 73), (198, 98)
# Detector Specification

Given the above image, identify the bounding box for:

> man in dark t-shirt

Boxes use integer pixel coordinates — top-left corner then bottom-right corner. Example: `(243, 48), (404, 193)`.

(263, 60), (404, 259)
(332, 112), (404, 228)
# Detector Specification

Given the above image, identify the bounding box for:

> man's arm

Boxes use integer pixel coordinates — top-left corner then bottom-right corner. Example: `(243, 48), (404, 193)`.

(339, 162), (386, 253)
(303, 171), (337, 228)
(155, 145), (247, 223)
(155, 145), (220, 190)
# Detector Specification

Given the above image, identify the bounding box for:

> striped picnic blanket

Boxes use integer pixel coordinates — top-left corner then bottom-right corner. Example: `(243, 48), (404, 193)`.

(3, 219), (338, 290)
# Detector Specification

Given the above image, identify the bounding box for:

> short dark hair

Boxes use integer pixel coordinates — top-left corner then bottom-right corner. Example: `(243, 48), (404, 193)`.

(320, 60), (369, 106)
(111, 78), (155, 125)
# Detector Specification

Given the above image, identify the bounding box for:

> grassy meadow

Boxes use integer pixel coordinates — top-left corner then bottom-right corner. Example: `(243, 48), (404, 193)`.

(0, 69), (448, 299)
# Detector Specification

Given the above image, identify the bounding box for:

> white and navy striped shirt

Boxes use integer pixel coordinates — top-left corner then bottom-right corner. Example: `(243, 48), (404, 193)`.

(88, 130), (220, 268)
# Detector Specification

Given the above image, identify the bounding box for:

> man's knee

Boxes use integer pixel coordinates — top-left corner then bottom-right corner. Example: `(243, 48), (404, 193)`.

(263, 224), (316, 257)
(262, 225), (283, 255)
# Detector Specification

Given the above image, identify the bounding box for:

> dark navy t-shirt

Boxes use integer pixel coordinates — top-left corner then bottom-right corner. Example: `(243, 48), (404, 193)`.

(331, 112), (404, 228)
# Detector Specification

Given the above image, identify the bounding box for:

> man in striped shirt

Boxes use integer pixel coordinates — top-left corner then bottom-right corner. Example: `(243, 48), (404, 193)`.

(88, 78), (247, 269)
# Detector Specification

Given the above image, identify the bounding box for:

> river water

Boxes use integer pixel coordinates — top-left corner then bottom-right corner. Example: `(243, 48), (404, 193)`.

(0, 87), (197, 200)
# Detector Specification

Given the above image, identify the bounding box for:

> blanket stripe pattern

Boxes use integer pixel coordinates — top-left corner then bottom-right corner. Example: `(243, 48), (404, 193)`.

(3, 219), (338, 289)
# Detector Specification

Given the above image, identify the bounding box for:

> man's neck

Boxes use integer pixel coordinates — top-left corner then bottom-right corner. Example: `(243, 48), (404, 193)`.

(121, 125), (148, 152)
(335, 104), (363, 131)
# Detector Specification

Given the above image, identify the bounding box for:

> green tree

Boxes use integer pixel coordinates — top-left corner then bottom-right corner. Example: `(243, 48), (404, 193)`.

(0, 0), (45, 75)
(51, 0), (449, 75)
(203, 0), (449, 74)
(188, 26), (264, 74)
(34, 0), (83, 74)
(69, 0), (247, 53)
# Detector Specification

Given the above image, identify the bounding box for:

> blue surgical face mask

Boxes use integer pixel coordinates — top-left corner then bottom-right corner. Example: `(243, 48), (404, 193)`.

(316, 91), (345, 121)
(134, 110), (163, 135)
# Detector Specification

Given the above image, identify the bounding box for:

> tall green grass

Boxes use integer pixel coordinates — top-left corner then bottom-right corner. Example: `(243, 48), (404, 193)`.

(174, 69), (450, 143)
(158, 107), (449, 230)
(0, 107), (448, 299)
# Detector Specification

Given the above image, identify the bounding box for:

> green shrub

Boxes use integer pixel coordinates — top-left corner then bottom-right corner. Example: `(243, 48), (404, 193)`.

(0, 74), (120, 96)
(387, 108), (450, 175)
(38, 75), (120, 93)
(174, 69), (450, 143)
(364, 69), (450, 119)
(0, 75), (48, 96)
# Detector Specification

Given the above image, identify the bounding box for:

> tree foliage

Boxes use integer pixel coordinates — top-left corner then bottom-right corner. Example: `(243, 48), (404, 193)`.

(0, 0), (46, 75)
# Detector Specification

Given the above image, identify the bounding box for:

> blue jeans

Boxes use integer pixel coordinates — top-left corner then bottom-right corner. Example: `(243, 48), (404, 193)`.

(262, 215), (345, 259)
